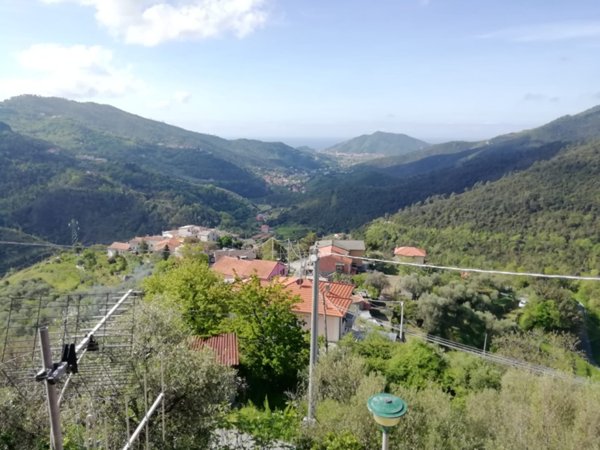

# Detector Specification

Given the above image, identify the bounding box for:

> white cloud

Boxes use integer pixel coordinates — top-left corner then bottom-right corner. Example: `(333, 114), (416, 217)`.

(480, 21), (600, 42)
(0, 44), (141, 99)
(151, 90), (193, 109)
(41, 0), (269, 46)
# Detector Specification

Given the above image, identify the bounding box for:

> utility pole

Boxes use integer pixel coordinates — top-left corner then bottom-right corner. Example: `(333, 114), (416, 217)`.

(399, 301), (405, 342)
(39, 327), (64, 450)
(307, 244), (320, 422)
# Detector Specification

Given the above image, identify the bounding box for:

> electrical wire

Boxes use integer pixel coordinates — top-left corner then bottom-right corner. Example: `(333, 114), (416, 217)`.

(329, 252), (600, 282)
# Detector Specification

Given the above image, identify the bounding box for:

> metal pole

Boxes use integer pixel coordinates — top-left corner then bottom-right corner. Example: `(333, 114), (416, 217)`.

(399, 301), (405, 342)
(121, 393), (165, 450)
(39, 327), (64, 450)
(307, 245), (320, 422)
(382, 429), (389, 450)
(144, 372), (149, 449)
(161, 356), (166, 443)
(483, 332), (488, 355)
(75, 289), (133, 354)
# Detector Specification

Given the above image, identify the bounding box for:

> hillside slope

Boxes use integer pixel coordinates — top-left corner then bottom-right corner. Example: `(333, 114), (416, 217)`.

(365, 139), (600, 273)
(0, 123), (255, 245)
(325, 131), (430, 156)
(278, 104), (600, 233)
(0, 95), (322, 195)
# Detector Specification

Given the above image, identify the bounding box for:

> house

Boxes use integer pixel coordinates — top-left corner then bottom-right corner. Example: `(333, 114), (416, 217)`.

(318, 253), (354, 276)
(177, 225), (201, 238)
(107, 242), (130, 258)
(129, 235), (169, 253)
(393, 246), (427, 264)
(280, 278), (355, 343)
(153, 237), (184, 254)
(189, 333), (239, 366)
(176, 225), (219, 242)
(197, 228), (219, 242)
(315, 239), (366, 273)
(213, 249), (256, 263)
(161, 229), (178, 239)
(211, 256), (287, 282)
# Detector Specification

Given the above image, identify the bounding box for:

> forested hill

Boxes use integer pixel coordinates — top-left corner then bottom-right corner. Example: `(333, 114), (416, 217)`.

(365, 139), (600, 274)
(324, 131), (430, 156)
(0, 123), (255, 248)
(277, 103), (600, 234)
(0, 95), (322, 184)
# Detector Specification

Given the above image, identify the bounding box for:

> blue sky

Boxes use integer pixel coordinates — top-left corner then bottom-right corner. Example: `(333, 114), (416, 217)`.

(1, 0), (599, 146)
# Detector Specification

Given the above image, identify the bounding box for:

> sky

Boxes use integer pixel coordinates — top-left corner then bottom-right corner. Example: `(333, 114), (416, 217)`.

(1, 0), (600, 147)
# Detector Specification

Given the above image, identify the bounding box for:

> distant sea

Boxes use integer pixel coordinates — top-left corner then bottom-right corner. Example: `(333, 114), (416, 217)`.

(261, 137), (347, 151)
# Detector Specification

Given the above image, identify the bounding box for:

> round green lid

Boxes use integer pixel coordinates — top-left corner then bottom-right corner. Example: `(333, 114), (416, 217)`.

(367, 393), (407, 418)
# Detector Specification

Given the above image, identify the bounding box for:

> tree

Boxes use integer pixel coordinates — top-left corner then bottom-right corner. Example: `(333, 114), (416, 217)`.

(386, 340), (446, 388)
(225, 276), (309, 393)
(299, 232), (317, 254)
(162, 244), (170, 260)
(137, 239), (149, 254)
(363, 271), (390, 297)
(399, 273), (434, 300)
(260, 237), (285, 261)
(519, 299), (562, 331)
(60, 301), (237, 449)
(143, 258), (232, 336)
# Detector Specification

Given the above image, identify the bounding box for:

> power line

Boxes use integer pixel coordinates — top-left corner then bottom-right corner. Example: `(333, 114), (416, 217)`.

(353, 312), (593, 385)
(331, 252), (600, 282)
(0, 240), (71, 249)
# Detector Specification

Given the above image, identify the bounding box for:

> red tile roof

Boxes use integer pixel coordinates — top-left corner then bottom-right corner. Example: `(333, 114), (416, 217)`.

(189, 333), (239, 366)
(212, 256), (284, 280)
(280, 278), (354, 318)
(394, 246), (427, 258)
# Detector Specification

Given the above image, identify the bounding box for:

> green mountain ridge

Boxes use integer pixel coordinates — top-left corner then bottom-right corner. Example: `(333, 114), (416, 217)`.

(365, 139), (600, 274)
(0, 124), (256, 250)
(324, 130), (430, 156)
(276, 103), (600, 234)
(0, 95), (322, 184)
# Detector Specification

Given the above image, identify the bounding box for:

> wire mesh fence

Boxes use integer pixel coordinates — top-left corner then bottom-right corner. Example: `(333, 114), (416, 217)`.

(1, 290), (141, 395)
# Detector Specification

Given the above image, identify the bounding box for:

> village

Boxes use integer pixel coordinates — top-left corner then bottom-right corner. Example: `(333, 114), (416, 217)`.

(106, 224), (428, 366)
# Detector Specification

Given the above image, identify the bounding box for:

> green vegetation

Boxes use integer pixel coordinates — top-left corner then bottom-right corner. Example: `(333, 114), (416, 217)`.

(0, 227), (56, 275)
(0, 123), (256, 248)
(143, 256), (309, 403)
(324, 131), (430, 156)
(0, 300), (237, 449)
(364, 140), (600, 274)
(1, 248), (137, 293)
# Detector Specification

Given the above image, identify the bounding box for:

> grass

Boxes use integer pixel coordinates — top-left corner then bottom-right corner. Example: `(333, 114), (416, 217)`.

(4, 247), (138, 293)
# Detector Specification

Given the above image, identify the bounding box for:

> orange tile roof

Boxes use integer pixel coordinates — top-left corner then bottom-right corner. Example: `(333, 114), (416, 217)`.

(212, 256), (282, 280)
(394, 246), (427, 257)
(189, 333), (239, 366)
(281, 278), (354, 318)
(154, 237), (183, 251)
